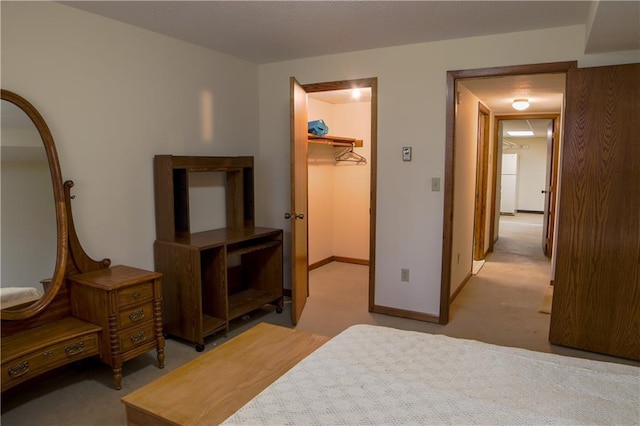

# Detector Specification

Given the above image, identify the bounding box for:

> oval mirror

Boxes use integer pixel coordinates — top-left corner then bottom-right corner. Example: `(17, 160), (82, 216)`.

(1, 89), (68, 320)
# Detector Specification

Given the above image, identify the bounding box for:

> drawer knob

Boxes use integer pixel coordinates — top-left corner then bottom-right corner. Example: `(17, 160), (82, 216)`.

(132, 291), (141, 299)
(65, 341), (85, 356)
(8, 361), (29, 378)
(130, 332), (147, 344)
(42, 351), (55, 358)
(129, 309), (145, 321)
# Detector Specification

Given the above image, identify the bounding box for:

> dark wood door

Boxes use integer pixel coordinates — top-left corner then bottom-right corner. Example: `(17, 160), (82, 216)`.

(289, 77), (309, 325)
(549, 63), (640, 360)
(542, 119), (558, 258)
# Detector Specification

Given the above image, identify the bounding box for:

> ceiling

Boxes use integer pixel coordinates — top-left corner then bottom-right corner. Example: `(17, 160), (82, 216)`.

(61, 1), (639, 65)
(56, 1), (637, 136)
(460, 73), (566, 115)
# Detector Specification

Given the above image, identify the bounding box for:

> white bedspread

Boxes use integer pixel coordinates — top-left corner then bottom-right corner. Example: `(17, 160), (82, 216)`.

(224, 324), (639, 425)
(0, 286), (42, 309)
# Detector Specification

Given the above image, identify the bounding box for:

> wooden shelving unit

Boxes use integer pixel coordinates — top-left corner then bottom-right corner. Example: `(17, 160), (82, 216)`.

(307, 133), (363, 147)
(153, 156), (283, 351)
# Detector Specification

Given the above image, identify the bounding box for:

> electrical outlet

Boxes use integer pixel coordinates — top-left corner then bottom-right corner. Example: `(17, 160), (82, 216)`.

(401, 268), (410, 282)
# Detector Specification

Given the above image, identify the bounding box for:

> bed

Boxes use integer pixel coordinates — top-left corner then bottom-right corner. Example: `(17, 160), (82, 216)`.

(223, 324), (639, 425)
(0, 286), (43, 309)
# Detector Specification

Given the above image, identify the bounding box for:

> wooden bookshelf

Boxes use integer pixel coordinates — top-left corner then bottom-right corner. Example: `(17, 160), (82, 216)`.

(153, 156), (283, 351)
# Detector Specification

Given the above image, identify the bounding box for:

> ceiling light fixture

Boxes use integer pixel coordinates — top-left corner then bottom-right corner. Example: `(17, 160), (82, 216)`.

(512, 99), (530, 111)
(507, 130), (534, 137)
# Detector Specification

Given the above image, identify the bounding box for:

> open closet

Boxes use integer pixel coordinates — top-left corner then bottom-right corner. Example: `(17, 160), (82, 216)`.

(306, 89), (371, 270)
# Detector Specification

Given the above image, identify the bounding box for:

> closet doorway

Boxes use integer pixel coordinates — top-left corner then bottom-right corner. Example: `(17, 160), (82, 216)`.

(289, 78), (378, 325)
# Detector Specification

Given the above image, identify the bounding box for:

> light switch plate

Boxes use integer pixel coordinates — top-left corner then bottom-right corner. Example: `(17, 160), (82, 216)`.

(431, 177), (441, 191)
(402, 147), (412, 161)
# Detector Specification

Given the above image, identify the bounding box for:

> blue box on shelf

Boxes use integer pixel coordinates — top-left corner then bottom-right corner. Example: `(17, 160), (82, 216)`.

(308, 119), (329, 136)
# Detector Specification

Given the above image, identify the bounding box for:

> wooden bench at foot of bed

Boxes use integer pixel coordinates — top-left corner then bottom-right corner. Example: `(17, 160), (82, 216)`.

(121, 323), (329, 426)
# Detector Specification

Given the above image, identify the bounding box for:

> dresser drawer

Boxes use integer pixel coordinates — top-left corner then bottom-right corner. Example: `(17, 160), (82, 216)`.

(120, 322), (155, 353)
(119, 302), (153, 329)
(117, 282), (153, 307)
(2, 333), (99, 391)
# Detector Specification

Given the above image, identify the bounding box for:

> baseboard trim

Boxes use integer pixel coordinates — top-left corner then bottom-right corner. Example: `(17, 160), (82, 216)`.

(333, 256), (369, 266)
(294, 257), (370, 295)
(371, 304), (439, 323)
(450, 272), (472, 303)
(308, 257), (334, 271)
(309, 256), (369, 271)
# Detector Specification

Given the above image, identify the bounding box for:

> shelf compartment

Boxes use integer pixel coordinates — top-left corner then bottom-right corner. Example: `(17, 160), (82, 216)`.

(227, 289), (279, 321)
(202, 314), (226, 336)
(227, 240), (280, 257)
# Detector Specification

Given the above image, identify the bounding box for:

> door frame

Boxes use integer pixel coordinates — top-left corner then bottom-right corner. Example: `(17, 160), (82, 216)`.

(440, 61), (576, 324)
(293, 77), (378, 315)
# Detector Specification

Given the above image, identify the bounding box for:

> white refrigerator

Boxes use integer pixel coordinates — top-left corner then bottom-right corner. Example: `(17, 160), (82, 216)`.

(500, 153), (518, 215)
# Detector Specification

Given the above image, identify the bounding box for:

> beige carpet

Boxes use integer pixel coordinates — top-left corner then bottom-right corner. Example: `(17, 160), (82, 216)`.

(539, 285), (553, 314)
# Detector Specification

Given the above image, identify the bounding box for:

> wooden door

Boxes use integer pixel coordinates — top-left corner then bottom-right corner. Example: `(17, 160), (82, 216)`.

(473, 104), (490, 261)
(542, 119), (558, 257)
(289, 77), (309, 325)
(549, 63), (640, 360)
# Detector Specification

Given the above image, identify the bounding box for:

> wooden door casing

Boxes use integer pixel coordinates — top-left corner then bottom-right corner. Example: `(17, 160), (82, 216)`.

(289, 77), (378, 323)
(549, 63), (640, 360)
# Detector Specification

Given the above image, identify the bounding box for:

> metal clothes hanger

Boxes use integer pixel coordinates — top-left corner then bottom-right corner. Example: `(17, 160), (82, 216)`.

(335, 144), (367, 164)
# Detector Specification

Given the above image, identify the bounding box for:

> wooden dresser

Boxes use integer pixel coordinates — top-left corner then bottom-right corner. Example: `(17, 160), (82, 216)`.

(68, 265), (165, 389)
(1, 90), (165, 395)
(1, 317), (101, 392)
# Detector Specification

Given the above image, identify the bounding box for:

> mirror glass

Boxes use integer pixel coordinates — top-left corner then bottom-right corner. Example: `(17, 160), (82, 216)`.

(1, 99), (57, 309)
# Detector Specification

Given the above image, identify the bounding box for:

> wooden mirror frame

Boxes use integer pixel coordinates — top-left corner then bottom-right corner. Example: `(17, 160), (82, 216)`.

(1, 89), (69, 320)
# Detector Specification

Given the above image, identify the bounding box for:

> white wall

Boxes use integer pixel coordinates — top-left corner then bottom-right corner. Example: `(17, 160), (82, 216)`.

(307, 98), (370, 265)
(308, 99), (336, 264)
(1, 156), (56, 290)
(1, 95), (58, 289)
(331, 101), (371, 260)
(450, 84), (480, 295)
(504, 138), (547, 212)
(2, 2), (259, 271)
(256, 26), (639, 317)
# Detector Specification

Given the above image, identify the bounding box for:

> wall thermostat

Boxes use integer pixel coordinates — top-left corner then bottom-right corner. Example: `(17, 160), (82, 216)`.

(402, 146), (412, 161)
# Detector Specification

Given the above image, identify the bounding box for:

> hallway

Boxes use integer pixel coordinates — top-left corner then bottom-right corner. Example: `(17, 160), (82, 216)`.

(447, 213), (552, 351)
